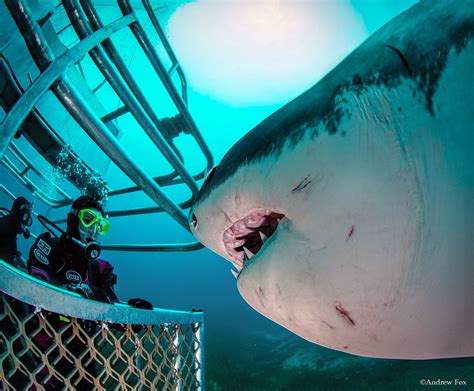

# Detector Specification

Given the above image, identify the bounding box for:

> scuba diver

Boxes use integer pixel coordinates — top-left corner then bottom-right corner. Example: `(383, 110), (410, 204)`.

(27, 194), (154, 307)
(25, 195), (152, 389)
(27, 195), (118, 303)
(0, 196), (33, 267)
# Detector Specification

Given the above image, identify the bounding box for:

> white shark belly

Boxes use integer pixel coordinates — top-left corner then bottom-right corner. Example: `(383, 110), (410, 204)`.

(237, 41), (474, 359)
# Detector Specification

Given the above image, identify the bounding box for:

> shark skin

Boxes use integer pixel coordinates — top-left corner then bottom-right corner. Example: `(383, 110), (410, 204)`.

(190, 0), (474, 359)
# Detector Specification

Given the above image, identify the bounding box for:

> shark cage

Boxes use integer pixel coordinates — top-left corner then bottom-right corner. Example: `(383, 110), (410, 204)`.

(0, 0), (213, 389)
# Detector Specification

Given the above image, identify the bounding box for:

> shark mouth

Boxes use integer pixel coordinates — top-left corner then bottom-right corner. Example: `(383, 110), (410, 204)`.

(223, 209), (285, 276)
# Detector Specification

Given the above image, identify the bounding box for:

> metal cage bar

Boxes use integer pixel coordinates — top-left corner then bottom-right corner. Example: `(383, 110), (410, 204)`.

(62, 0), (199, 196)
(0, 2), (137, 160)
(2, 142), (74, 207)
(0, 184), (16, 201)
(142, 0), (188, 104)
(117, 0), (214, 173)
(78, 0), (183, 159)
(1, 155), (67, 208)
(106, 170), (207, 198)
(78, 0), (212, 197)
(4, 0), (188, 230)
(2, 52), (197, 208)
(53, 197), (193, 222)
(100, 104), (129, 123)
(101, 241), (204, 252)
(2, 0), (213, 251)
(0, 56), (109, 208)
(107, 170), (179, 197)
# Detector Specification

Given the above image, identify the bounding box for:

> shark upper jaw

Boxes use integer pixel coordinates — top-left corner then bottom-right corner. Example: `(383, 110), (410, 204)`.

(222, 208), (285, 278)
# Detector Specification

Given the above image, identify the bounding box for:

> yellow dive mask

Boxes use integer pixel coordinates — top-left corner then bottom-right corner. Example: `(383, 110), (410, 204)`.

(77, 208), (110, 235)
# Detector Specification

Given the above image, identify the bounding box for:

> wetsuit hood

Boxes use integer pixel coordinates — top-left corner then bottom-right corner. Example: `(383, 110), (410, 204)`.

(67, 196), (105, 240)
(10, 196), (32, 234)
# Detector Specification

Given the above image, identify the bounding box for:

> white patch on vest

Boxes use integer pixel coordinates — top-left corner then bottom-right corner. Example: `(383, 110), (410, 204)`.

(34, 249), (49, 265)
(37, 239), (51, 256)
(66, 270), (82, 284)
(80, 284), (93, 298)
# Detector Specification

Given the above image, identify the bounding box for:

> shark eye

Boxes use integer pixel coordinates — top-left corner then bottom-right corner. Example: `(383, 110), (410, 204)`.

(203, 167), (216, 186)
(189, 212), (198, 231)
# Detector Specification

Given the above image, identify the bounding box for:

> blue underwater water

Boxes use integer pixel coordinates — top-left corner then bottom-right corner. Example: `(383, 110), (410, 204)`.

(1, 0), (473, 390)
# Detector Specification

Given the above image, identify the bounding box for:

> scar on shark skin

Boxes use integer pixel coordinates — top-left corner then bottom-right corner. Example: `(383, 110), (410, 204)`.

(292, 176), (312, 192)
(335, 302), (356, 326)
(256, 288), (265, 308)
(320, 319), (335, 330)
(346, 225), (355, 241)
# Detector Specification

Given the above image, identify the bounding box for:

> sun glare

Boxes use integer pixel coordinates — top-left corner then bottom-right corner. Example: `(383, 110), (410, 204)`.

(166, 0), (367, 106)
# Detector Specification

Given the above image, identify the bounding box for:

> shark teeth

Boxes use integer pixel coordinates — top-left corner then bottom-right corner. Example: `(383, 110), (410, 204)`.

(230, 269), (239, 279)
(243, 252), (250, 268)
(243, 246), (255, 260)
(232, 261), (242, 272)
(222, 208), (285, 270)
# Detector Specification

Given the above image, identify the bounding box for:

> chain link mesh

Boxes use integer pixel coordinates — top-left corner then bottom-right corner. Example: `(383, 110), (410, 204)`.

(1, 294), (203, 390)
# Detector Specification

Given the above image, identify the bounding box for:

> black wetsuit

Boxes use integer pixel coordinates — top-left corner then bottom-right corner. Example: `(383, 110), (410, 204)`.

(26, 232), (118, 389)
(27, 232), (118, 303)
(0, 214), (21, 266)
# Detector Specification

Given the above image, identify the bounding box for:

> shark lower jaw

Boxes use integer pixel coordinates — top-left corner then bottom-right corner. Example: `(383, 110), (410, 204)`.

(222, 208), (285, 277)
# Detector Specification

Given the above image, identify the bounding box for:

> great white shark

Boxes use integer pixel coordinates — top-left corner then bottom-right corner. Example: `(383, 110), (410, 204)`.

(189, 0), (473, 359)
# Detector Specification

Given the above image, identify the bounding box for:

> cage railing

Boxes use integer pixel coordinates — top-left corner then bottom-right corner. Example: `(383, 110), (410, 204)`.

(0, 261), (205, 390)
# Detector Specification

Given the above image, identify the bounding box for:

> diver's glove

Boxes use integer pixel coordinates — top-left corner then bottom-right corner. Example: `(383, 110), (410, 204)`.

(62, 283), (94, 299)
(128, 298), (153, 310)
(12, 251), (26, 269)
(128, 298), (153, 333)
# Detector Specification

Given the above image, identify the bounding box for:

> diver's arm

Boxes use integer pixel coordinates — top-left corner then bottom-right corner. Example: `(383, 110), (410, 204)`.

(88, 284), (118, 304)
(88, 260), (119, 303)
(59, 278), (118, 303)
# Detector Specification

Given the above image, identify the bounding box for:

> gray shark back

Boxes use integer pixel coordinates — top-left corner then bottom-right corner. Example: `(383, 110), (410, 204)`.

(195, 0), (474, 205)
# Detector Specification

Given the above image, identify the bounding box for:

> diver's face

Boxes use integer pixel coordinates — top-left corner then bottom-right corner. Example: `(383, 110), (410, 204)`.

(78, 208), (102, 243)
